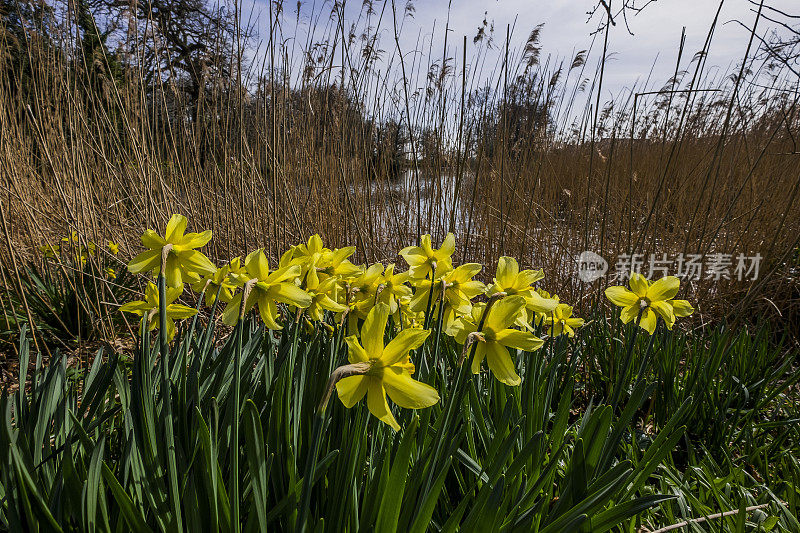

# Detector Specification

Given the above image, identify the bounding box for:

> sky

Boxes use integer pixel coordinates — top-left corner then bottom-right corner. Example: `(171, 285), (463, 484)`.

(241, 0), (799, 122)
(398, 0), (798, 97)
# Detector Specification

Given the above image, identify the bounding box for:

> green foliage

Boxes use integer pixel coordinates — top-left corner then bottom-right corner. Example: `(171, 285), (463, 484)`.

(0, 297), (797, 531)
(0, 242), (135, 350)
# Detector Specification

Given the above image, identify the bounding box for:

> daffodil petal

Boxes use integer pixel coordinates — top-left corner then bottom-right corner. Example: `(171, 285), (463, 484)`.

(382, 328), (430, 366)
(119, 300), (150, 315)
(628, 273), (649, 298)
(367, 381), (399, 431)
(318, 294), (347, 313)
(165, 318), (177, 341)
(383, 367), (440, 409)
(221, 293), (244, 326)
(647, 276), (680, 302)
(181, 230), (212, 248)
(399, 246), (426, 265)
(141, 230), (166, 249)
(526, 291), (559, 313)
(517, 268), (545, 287)
(639, 308), (657, 335)
(165, 214), (187, 243)
(471, 342), (487, 374)
(494, 329), (543, 352)
(164, 256), (183, 288)
(267, 264), (302, 284)
(336, 375), (369, 408)
(166, 304), (198, 320)
(495, 256), (519, 288)
(485, 296), (526, 333)
(485, 342), (521, 386)
(650, 300), (675, 329)
(270, 283), (312, 308)
(362, 304), (390, 358)
(127, 249), (160, 274)
(620, 304), (639, 324)
(345, 335), (369, 363)
(245, 249), (269, 280)
(259, 296), (282, 330)
(438, 233), (455, 258)
(605, 286), (638, 307)
(671, 299), (695, 317)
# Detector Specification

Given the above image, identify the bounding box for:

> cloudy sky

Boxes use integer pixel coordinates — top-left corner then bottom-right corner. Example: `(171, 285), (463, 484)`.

(401, 1), (795, 89)
(243, 0), (798, 114)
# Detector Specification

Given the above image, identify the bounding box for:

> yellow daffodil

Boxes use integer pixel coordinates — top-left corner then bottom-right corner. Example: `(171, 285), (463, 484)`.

(545, 304), (584, 337)
(410, 263), (484, 312)
(605, 273), (694, 335)
(376, 263), (412, 313)
(409, 262), (485, 332)
(335, 304), (439, 431)
(39, 244), (59, 259)
(191, 260), (239, 306)
(306, 276), (348, 322)
(488, 256), (558, 322)
(532, 288), (560, 324)
(399, 233), (455, 279)
(108, 241), (119, 255)
(62, 231), (80, 244)
(222, 249), (312, 328)
(349, 263), (385, 317)
(290, 235), (361, 286)
(120, 282), (197, 340)
(127, 214), (217, 288)
(488, 256), (544, 294)
(450, 296), (543, 386)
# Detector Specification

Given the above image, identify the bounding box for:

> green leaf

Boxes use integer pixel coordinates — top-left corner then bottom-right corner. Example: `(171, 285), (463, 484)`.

(375, 415), (419, 533)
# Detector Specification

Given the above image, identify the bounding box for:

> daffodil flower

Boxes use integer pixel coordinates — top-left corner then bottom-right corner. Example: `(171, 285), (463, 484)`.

(395, 296), (425, 330)
(62, 231), (80, 244)
(290, 235), (361, 287)
(410, 262), (485, 332)
(399, 233), (455, 279)
(306, 276), (348, 322)
(349, 263), (385, 318)
(375, 263), (412, 313)
(120, 282), (197, 340)
(487, 256), (558, 322)
(335, 304), (439, 431)
(605, 273), (694, 334)
(450, 296), (543, 386)
(545, 304), (584, 337)
(108, 241), (119, 255)
(39, 244), (59, 259)
(191, 260), (239, 306)
(127, 214), (217, 288)
(411, 263), (484, 312)
(222, 249), (312, 328)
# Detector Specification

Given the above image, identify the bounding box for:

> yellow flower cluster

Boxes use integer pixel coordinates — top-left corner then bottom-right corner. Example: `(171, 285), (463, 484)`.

(120, 214), (694, 429)
(39, 232), (119, 278)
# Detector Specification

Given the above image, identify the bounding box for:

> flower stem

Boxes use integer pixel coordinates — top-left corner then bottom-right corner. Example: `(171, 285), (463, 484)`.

(610, 308), (644, 410)
(231, 280), (255, 533)
(157, 271), (183, 531)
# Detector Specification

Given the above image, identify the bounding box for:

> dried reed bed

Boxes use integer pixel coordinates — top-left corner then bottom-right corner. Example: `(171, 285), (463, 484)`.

(1, 1), (799, 337)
